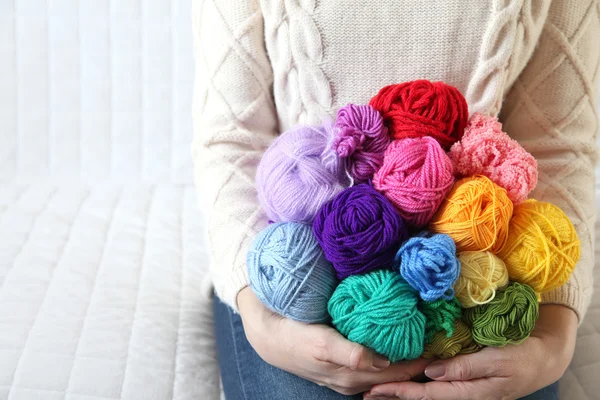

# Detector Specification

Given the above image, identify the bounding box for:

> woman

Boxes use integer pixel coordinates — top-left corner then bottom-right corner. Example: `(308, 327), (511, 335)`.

(192, 1), (599, 399)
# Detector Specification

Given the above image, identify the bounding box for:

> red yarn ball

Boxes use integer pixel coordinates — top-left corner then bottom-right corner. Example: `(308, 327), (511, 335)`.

(369, 80), (469, 150)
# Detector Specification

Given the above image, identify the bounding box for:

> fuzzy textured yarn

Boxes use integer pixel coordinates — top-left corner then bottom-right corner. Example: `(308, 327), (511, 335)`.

(463, 282), (539, 347)
(333, 104), (390, 183)
(369, 80), (469, 150)
(449, 112), (538, 204)
(420, 297), (462, 344)
(373, 137), (455, 227)
(394, 232), (460, 301)
(256, 122), (350, 223)
(423, 320), (482, 359)
(499, 199), (580, 293)
(328, 270), (426, 362)
(454, 251), (509, 308)
(430, 176), (513, 253)
(313, 184), (408, 279)
(247, 222), (338, 323)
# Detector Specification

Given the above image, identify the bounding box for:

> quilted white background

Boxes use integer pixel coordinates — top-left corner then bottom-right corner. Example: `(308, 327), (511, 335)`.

(0, 1), (222, 399)
(0, 0), (194, 184)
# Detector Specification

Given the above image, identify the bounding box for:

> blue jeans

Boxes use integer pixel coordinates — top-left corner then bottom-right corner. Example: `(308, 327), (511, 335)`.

(213, 294), (558, 400)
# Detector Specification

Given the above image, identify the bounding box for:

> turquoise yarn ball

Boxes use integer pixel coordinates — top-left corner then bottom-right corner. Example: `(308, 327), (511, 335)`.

(247, 222), (337, 323)
(328, 270), (426, 362)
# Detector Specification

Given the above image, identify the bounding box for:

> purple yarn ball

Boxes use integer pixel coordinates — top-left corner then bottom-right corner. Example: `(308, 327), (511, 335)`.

(333, 104), (390, 183)
(313, 183), (408, 279)
(257, 121), (351, 223)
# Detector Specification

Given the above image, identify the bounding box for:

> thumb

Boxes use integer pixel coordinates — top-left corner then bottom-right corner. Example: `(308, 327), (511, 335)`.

(424, 350), (501, 381)
(321, 330), (390, 371)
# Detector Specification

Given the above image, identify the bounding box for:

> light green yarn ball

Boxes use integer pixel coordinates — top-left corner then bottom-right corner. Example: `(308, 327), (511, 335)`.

(327, 270), (426, 362)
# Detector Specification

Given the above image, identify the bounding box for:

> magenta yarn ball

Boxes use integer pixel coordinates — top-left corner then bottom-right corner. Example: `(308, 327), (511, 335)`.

(333, 104), (390, 183)
(313, 183), (408, 279)
(449, 112), (537, 204)
(256, 121), (351, 223)
(373, 137), (455, 228)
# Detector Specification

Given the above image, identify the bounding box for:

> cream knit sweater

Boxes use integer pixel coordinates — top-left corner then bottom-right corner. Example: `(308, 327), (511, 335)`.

(192, 0), (600, 321)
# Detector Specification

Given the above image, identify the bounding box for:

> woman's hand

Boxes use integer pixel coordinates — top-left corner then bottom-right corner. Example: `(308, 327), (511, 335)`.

(237, 287), (430, 395)
(364, 304), (577, 400)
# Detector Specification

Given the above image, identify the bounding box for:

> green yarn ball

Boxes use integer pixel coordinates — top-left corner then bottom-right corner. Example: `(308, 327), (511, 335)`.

(420, 297), (462, 344)
(327, 270), (426, 362)
(463, 282), (539, 347)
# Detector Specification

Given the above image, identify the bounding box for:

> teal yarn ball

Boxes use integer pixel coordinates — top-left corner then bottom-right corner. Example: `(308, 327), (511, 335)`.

(247, 222), (338, 323)
(328, 270), (426, 362)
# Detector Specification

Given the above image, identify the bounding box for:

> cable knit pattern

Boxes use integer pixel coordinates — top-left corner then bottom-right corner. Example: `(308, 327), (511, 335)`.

(466, 0), (550, 115)
(500, 0), (600, 321)
(193, 0), (597, 319)
(262, 0), (332, 128)
(192, 0), (277, 309)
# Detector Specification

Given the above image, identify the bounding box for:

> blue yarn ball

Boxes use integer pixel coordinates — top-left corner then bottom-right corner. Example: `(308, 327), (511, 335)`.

(394, 232), (460, 302)
(247, 222), (338, 323)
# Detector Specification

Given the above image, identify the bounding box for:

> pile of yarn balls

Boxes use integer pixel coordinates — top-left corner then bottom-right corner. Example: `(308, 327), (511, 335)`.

(248, 79), (581, 363)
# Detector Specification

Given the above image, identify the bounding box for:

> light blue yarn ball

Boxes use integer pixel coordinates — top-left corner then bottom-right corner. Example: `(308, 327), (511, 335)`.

(393, 232), (460, 302)
(247, 222), (338, 323)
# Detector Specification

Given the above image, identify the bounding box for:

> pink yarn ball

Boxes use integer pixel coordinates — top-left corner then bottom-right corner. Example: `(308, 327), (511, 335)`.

(373, 137), (455, 228)
(333, 104), (390, 183)
(449, 113), (537, 204)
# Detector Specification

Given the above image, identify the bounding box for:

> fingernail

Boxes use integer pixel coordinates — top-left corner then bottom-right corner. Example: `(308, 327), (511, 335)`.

(425, 364), (445, 379)
(372, 356), (390, 370)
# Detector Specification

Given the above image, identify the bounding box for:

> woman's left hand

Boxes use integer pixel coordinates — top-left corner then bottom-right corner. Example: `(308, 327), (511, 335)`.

(363, 304), (578, 400)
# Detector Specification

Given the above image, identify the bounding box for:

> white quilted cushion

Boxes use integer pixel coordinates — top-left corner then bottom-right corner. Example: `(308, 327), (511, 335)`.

(0, 184), (220, 400)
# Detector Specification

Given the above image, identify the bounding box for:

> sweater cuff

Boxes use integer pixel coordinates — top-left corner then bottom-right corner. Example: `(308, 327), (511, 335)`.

(215, 261), (249, 314)
(540, 281), (593, 325)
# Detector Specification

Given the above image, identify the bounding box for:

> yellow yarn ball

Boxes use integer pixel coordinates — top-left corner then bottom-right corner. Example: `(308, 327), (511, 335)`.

(454, 251), (509, 308)
(430, 176), (513, 253)
(498, 199), (580, 293)
(423, 320), (482, 359)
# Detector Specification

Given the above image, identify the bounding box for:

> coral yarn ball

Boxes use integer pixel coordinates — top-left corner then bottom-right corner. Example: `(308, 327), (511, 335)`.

(313, 184), (408, 279)
(247, 222), (338, 323)
(498, 199), (580, 293)
(430, 176), (513, 253)
(333, 104), (390, 183)
(449, 112), (538, 204)
(369, 80), (468, 150)
(373, 137), (455, 228)
(328, 270), (426, 362)
(256, 122), (350, 223)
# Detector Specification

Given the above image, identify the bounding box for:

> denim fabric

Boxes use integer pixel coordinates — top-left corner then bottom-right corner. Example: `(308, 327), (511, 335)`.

(213, 294), (559, 400)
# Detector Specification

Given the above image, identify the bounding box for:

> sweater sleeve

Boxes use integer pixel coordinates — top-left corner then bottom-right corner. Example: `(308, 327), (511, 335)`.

(191, 0), (277, 311)
(499, 0), (600, 322)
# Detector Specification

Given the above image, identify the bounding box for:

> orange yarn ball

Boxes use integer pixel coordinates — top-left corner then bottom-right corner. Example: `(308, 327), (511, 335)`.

(430, 176), (513, 253)
(498, 199), (580, 293)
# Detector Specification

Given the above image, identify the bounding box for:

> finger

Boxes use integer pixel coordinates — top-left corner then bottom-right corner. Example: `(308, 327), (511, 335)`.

(337, 358), (431, 389)
(424, 348), (504, 381)
(367, 380), (477, 400)
(317, 330), (390, 371)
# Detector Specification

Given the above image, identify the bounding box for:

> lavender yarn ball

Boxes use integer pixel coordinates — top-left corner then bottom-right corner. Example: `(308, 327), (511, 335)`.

(394, 232), (461, 302)
(333, 104), (390, 183)
(256, 122), (350, 223)
(313, 184), (408, 279)
(247, 222), (338, 323)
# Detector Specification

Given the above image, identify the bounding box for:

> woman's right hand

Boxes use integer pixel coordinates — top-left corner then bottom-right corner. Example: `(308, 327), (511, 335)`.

(237, 287), (429, 395)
